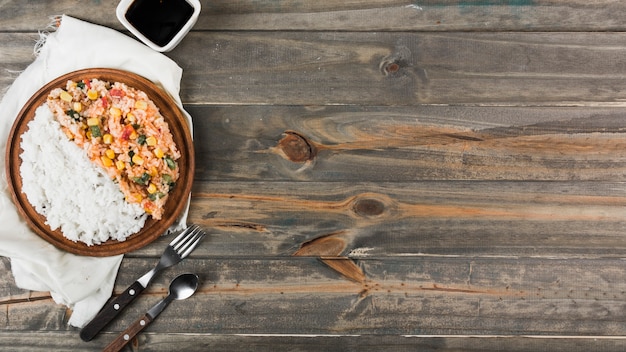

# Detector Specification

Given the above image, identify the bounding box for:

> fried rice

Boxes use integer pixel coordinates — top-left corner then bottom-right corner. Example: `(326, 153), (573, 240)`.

(46, 78), (181, 220)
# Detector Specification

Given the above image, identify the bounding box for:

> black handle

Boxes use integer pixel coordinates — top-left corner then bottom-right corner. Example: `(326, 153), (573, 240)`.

(79, 281), (145, 341)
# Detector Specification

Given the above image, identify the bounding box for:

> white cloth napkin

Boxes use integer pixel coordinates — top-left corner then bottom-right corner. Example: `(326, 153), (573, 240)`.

(0, 15), (191, 327)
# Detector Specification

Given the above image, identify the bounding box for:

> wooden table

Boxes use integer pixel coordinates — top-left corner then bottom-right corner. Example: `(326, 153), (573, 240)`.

(2, 1), (626, 351)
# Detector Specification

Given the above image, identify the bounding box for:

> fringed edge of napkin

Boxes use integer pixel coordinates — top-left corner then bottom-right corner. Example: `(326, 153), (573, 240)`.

(34, 15), (63, 55)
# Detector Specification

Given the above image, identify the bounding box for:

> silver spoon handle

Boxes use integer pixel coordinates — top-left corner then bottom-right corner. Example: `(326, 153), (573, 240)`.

(102, 313), (154, 352)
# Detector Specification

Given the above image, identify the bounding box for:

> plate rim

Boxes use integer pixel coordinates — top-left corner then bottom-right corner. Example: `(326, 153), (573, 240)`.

(4, 68), (195, 257)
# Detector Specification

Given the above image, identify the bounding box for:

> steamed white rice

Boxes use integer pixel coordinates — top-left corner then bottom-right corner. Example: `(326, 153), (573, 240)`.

(19, 105), (147, 246)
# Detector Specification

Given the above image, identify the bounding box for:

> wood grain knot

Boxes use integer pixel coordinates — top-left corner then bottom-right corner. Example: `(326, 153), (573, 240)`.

(350, 194), (394, 219)
(352, 198), (386, 217)
(383, 62), (400, 74)
(379, 45), (411, 76)
(275, 131), (317, 163)
(380, 59), (401, 76)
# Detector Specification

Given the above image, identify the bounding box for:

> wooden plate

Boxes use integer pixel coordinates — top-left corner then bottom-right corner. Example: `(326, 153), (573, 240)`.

(5, 68), (195, 257)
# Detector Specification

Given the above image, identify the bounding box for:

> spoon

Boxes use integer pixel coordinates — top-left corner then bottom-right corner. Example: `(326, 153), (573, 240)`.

(103, 273), (199, 352)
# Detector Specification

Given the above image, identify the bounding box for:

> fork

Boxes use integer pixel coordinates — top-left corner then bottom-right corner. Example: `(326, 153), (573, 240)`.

(79, 224), (205, 341)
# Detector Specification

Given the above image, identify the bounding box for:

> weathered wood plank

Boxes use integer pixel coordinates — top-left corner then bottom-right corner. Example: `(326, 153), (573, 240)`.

(2, 332), (626, 352)
(197, 0), (626, 32)
(5, 32), (626, 105)
(197, 0), (623, 31)
(102, 257), (626, 336)
(4, 257), (626, 337)
(3, 1), (626, 32)
(180, 181), (626, 258)
(0, 33), (37, 92)
(173, 31), (626, 105)
(188, 105), (626, 182)
(107, 334), (626, 352)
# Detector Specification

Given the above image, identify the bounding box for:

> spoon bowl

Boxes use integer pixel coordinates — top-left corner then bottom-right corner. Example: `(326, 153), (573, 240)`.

(170, 273), (199, 300)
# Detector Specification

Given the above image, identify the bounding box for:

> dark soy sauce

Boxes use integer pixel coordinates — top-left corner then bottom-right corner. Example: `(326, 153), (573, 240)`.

(125, 0), (194, 47)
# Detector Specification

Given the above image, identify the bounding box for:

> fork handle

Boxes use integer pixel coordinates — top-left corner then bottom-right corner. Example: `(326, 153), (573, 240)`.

(79, 281), (145, 341)
(102, 313), (153, 352)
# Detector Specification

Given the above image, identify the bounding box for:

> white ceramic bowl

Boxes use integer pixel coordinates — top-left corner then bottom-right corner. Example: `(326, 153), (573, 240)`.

(116, 0), (201, 52)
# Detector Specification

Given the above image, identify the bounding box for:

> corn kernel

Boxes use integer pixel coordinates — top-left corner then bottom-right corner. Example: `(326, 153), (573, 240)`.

(134, 100), (148, 110)
(105, 149), (115, 159)
(60, 91), (73, 102)
(73, 102), (83, 112)
(153, 147), (164, 159)
(115, 160), (125, 170)
(87, 117), (99, 126)
(100, 155), (113, 167)
(125, 112), (136, 124)
(103, 133), (113, 144)
(109, 107), (122, 118)
(129, 131), (138, 140)
(149, 166), (158, 177)
(127, 193), (143, 203)
(87, 89), (98, 100)
(147, 183), (157, 194)
(132, 154), (144, 165)
(146, 136), (157, 146)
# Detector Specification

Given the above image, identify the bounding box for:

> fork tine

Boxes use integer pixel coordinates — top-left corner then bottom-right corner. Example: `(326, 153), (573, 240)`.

(178, 230), (206, 258)
(172, 227), (200, 251)
(177, 229), (204, 253)
(169, 224), (198, 247)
